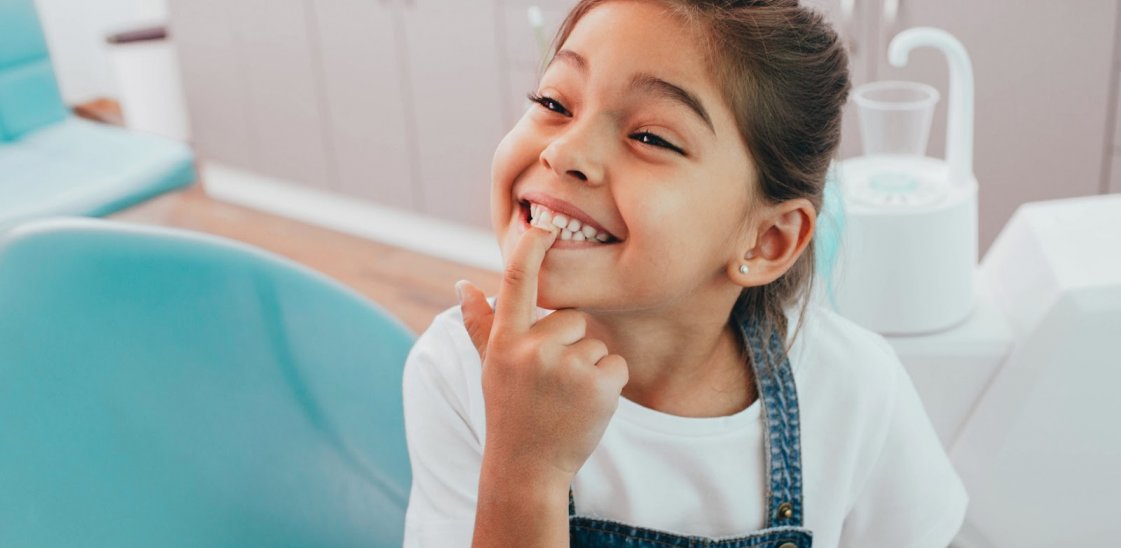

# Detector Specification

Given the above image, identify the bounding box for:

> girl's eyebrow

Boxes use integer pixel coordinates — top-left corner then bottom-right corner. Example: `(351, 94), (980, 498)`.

(629, 73), (715, 135)
(549, 49), (715, 135)
(550, 49), (588, 73)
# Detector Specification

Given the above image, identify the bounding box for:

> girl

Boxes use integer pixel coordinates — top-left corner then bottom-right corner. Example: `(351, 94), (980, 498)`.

(402, 0), (967, 546)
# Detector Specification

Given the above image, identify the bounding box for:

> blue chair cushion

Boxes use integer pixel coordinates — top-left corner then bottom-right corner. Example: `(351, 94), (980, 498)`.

(0, 117), (196, 226)
(0, 58), (67, 141)
(0, 0), (51, 68)
(0, 218), (416, 547)
(0, 0), (66, 141)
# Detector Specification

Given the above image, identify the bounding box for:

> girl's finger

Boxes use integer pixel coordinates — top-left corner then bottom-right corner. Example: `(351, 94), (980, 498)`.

(595, 354), (630, 392)
(457, 279), (494, 359)
(531, 308), (587, 346)
(493, 226), (558, 333)
(567, 338), (609, 365)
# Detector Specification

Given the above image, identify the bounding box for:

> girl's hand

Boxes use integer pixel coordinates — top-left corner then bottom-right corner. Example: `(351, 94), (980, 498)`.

(457, 226), (629, 486)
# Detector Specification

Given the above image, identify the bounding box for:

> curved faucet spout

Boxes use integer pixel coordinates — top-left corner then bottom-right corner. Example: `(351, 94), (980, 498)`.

(889, 27), (975, 187)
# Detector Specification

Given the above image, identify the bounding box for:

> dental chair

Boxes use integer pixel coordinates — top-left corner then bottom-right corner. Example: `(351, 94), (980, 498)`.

(0, 0), (196, 228)
(0, 218), (414, 547)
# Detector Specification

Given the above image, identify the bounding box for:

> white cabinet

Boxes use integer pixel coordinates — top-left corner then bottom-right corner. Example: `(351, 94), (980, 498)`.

(1111, 155), (1121, 194)
(401, 0), (506, 228)
(171, 0), (332, 189)
(169, 0), (254, 170)
(171, 0), (506, 228)
(309, 0), (415, 210)
(238, 0), (333, 190)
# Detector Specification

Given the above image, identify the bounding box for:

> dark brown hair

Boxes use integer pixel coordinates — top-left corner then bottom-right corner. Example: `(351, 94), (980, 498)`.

(550, 0), (851, 366)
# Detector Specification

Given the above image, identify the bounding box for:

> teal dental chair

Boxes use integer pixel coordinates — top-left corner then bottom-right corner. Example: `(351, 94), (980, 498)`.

(0, 0), (196, 228)
(0, 218), (415, 547)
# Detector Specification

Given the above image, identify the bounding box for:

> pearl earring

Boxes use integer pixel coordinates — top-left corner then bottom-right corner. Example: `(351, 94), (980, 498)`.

(739, 264), (750, 274)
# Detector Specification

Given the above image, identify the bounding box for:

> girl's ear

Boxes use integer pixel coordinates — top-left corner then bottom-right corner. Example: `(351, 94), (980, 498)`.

(727, 198), (816, 288)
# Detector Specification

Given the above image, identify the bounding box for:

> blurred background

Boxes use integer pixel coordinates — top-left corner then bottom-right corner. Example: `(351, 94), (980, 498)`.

(2, 1), (1119, 546)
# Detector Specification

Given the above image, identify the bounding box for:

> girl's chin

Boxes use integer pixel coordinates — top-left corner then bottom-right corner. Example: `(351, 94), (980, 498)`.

(533, 281), (582, 311)
(533, 281), (562, 310)
(534, 295), (567, 311)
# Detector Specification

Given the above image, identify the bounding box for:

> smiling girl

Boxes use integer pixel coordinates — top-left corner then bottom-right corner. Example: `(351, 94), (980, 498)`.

(402, 1), (967, 546)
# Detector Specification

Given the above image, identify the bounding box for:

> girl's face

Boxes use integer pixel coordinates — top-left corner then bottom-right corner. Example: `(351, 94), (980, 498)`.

(491, 0), (757, 312)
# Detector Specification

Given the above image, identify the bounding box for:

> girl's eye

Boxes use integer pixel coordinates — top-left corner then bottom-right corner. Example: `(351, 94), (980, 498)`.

(630, 131), (685, 155)
(526, 93), (684, 156)
(527, 92), (571, 116)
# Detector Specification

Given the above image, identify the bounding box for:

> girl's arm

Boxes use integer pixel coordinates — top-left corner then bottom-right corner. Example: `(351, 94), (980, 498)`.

(472, 452), (571, 547)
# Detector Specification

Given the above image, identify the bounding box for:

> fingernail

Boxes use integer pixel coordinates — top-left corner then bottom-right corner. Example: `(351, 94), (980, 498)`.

(533, 224), (559, 235)
(455, 280), (468, 303)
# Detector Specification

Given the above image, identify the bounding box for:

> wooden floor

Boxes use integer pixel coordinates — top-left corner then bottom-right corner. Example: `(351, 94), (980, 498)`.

(110, 182), (501, 335)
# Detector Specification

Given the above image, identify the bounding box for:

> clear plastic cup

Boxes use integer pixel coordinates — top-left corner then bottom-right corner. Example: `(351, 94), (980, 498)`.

(852, 80), (940, 157)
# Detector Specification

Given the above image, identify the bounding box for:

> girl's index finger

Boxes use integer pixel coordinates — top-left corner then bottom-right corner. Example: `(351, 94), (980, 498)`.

(493, 226), (558, 332)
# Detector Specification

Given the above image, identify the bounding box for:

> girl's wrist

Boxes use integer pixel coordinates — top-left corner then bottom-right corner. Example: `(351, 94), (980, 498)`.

(478, 449), (574, 496)
(474, 452), (571, 547)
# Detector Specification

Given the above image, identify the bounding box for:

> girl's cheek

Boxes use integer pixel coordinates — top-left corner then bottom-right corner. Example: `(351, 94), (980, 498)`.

(492, 124), (532, 184)
(491, 131), (516, 188)
(489, 126), (534, 236)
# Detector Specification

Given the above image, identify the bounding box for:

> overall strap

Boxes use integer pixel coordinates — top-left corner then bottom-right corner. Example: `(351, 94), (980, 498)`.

(737, 308), (806, 529)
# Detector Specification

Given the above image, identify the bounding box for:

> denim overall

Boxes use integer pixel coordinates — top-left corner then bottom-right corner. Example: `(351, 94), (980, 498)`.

(568, 308), (813, 547)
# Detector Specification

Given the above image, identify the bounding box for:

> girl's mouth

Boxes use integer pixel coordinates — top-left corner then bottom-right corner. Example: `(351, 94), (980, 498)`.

(519, 200), (620, 246)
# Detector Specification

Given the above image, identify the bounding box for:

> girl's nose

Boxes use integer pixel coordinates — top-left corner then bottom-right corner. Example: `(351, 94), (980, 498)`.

(539, 125), (606, 186)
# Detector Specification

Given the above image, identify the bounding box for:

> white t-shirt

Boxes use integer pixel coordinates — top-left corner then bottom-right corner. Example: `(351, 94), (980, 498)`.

(402, 302), (968, 547)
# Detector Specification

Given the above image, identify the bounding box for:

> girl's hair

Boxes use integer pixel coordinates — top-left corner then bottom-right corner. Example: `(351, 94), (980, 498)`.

(549, 0), (851, 368)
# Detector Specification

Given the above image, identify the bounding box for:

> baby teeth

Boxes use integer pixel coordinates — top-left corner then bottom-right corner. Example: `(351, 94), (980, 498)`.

(527, 201), (613, 244)
(529, 203), (553, 229)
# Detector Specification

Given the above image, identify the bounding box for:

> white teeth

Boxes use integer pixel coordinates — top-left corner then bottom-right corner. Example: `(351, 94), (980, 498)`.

(527, 202), (613, 244)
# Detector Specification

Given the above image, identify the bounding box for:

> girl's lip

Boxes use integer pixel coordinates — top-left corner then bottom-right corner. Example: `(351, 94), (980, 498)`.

(517, 191), (619, 240)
